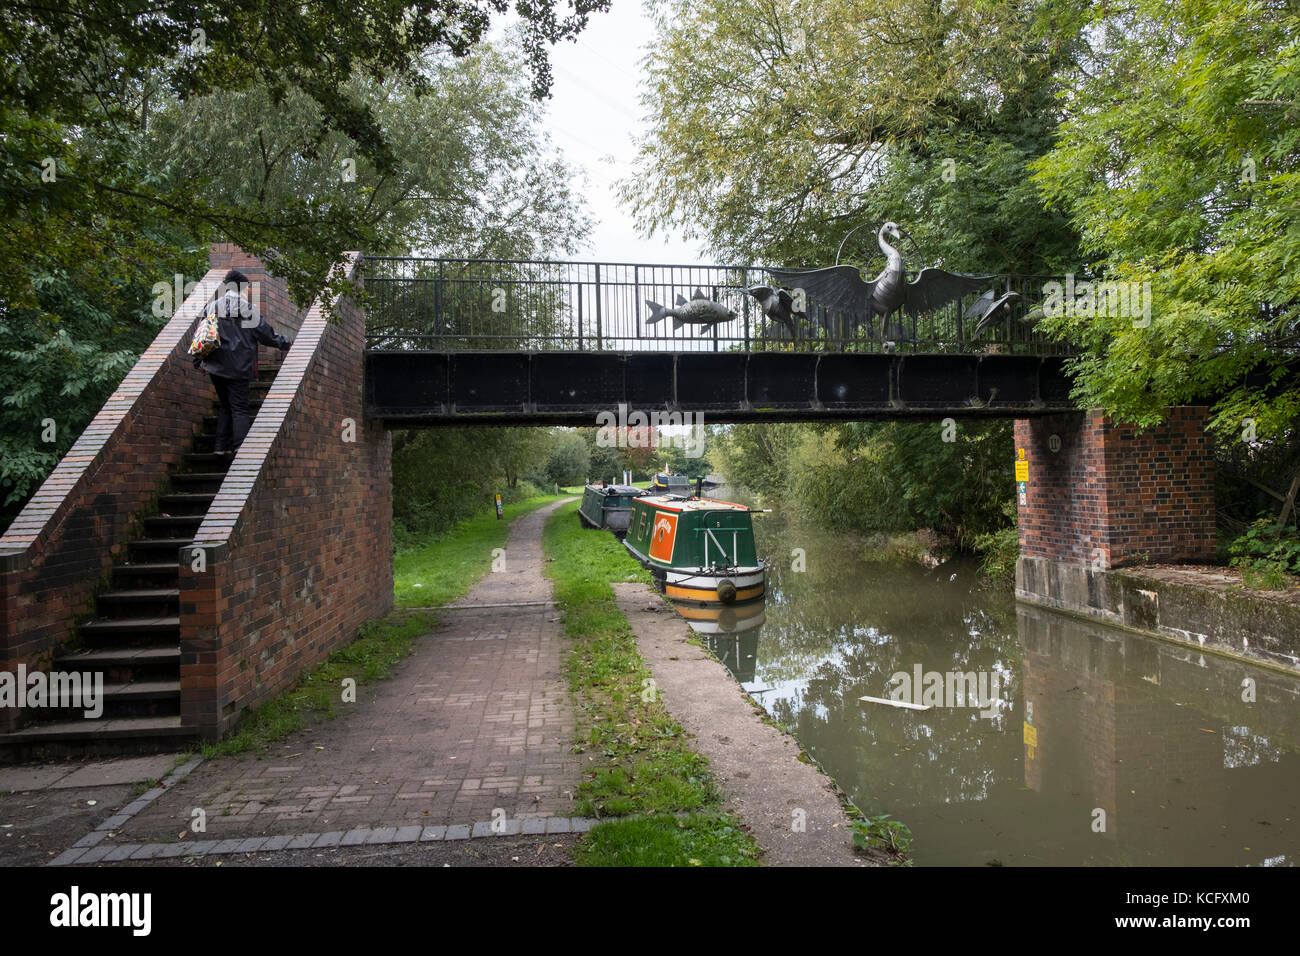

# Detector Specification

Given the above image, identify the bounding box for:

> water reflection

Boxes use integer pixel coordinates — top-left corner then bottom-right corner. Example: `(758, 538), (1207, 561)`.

(677, 603), (764, 682)
(674, 512), (1300, 866)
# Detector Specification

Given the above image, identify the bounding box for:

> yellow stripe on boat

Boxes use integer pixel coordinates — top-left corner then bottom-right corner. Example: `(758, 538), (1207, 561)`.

(665, 583), (765, 603)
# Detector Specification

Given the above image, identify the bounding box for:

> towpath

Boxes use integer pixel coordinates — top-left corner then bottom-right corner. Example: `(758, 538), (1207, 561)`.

(48, 498), (589, 864)
(612, 583), (883, 866)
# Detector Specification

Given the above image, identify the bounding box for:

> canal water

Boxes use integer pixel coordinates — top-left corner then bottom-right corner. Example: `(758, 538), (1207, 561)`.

(688, 511), (1300, 867)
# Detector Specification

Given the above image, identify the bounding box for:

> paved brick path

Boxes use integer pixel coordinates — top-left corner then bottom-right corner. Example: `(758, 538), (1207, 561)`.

(106, 500), (580, 846)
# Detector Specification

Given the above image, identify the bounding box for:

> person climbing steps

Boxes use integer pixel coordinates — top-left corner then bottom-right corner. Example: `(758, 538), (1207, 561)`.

(193, 269), (292, 455)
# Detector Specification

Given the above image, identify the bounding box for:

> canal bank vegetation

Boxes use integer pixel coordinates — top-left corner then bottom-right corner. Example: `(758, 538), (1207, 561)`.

(712, 421), (1018, 582)
(394, 491), (562, 606)
(542, 499), (763, 866)
(391, 425), (715, 550)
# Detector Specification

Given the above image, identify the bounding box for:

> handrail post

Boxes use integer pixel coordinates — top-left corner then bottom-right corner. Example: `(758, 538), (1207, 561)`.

(577, 272), (584, 350)
(595, 263), (603, 351)
(744, 269), (751, 351)
(434, 259), (443, 348)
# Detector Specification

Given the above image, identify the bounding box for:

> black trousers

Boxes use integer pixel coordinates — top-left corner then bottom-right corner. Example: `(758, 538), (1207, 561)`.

(209, 374), (251, 453)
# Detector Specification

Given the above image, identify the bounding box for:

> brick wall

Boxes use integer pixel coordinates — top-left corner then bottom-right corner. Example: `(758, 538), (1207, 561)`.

(0, 249), (303, 732)
(1014, 408), (1216, 568)
(178, 252), (393, 738)
(1, 245), (391, 742)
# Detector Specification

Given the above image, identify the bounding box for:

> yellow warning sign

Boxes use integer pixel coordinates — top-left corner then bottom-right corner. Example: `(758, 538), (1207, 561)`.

(1015, 460), (1029, 483)
(1023, 722), (1038, 747)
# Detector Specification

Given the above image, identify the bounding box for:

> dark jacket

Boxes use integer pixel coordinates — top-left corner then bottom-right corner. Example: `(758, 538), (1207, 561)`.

(196, 291), (291, 379)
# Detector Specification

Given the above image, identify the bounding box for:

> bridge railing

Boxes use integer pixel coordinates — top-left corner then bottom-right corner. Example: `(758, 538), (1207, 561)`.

(361, 257), (1074, 355)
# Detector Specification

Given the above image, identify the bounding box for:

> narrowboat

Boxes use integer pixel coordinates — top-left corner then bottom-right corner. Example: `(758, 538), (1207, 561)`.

(578, 484), (646, 535)
(623, 494), (765, 605)
(650, 473), (693, 494)
(650, 473), (721, 494)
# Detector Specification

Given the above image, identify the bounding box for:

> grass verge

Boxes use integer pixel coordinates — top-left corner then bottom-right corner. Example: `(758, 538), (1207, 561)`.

(574, 812), (759, 867)
(201, 611), (436, 758)
(542, 499), (762, 866)
(394, 494), (561, 606)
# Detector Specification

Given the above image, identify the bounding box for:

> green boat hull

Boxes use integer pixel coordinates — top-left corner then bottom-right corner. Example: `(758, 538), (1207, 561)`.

(623, 494), (765, 605)
(578, 485), (645, 536)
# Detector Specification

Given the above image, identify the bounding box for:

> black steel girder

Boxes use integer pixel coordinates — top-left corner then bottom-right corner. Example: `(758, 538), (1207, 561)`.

(364, 350), (1075, 425)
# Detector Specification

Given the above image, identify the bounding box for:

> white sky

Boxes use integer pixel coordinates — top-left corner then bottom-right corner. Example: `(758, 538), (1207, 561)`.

(498, 2), (709, 265)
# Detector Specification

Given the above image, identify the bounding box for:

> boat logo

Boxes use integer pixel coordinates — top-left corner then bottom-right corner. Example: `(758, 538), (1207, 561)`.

(649, 513), (678, 561)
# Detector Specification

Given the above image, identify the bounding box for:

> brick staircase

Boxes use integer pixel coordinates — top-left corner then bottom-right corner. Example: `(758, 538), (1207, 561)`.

(0, 365), (279, 760)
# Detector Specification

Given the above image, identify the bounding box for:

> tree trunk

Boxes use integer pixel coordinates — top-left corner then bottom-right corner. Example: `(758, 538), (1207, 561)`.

(1277, 469), (1300, 529)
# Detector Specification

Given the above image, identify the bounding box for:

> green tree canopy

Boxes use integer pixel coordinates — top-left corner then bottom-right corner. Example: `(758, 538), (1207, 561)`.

(1030, 0), (1300, 442)
(624, 0), (1081, 272)
(544, 430), (591, 487)
(2, 1), (608, 308)
(1, 30), (591, 526)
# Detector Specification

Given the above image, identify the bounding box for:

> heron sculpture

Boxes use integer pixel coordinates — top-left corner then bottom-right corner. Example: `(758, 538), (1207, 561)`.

(766, 222), (992, 348)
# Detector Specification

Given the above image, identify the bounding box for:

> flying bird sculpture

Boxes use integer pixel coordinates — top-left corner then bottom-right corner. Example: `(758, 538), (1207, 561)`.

(968, 290), (1021, 336)
(968, 290), (1048, 340)
(746, 285), (805, 341)
(766, 222), (991, 341)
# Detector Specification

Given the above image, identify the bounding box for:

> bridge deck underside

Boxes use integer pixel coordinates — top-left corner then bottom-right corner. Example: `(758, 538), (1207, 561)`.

(365, 351), (1076, 425)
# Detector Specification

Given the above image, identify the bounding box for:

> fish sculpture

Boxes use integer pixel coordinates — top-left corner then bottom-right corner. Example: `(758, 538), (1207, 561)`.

(646, 288), (736, 332)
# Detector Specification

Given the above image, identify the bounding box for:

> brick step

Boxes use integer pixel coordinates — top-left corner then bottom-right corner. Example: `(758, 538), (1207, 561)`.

(22, 680), (182, 722)
(0, 716), (196, 762)
(143, 515), (205, 538)
(55, 646), (181, 677)
(168, 472), (226, 494)
(111, 562), (178, 589)
(157, 492), (216, 515)
(77, 616), (179, 647)
(182, 451), (237, 470)
(94, 589), (180, 617)
(127, 537), (197, 561)
(142, 514), (204, 537)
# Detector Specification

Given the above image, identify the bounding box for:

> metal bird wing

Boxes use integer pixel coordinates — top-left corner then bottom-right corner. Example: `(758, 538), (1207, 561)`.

(766, 265), (874, 313)
(902, 269), (993, 318)
(970, 291), (1023, 337)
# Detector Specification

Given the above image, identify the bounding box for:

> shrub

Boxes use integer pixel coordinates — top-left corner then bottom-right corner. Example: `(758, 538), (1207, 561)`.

(1228, 517), (1300, 589)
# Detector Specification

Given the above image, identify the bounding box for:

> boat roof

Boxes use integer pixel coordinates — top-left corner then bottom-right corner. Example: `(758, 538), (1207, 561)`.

(586, 484), (643, 495)
(636, 494), (750, 513)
